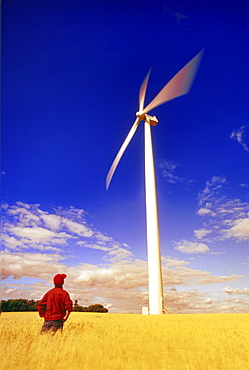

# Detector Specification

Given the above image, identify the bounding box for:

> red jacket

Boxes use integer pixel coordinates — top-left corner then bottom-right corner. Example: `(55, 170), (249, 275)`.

(38, 287), (72, 321)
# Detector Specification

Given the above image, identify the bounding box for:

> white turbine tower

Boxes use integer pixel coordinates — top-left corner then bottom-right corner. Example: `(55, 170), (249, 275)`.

(106, 50), (203, 314)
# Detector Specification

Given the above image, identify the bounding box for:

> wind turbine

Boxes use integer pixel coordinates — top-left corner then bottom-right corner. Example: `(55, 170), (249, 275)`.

(106, 50), (203, 314)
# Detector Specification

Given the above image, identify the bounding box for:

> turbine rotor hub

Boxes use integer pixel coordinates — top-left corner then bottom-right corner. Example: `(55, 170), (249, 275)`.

(136, 111), (146, 122)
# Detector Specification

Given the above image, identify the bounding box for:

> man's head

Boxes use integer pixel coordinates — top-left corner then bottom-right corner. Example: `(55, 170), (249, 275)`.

(53, 274), (67, 287)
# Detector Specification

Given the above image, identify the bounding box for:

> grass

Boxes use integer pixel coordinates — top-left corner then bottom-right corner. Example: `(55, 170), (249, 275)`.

(0, 312), (249, 369)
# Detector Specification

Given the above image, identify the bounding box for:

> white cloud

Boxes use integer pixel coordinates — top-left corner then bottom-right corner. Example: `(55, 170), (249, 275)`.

(1, 246), (244, 313)
(74, 262), (145, 290)
(204, 298), (213, 304)
(1, 203), (110, 253)
(2, 234), (26, 250)
(40, 213), (62, 232)
(161, 256), (190, 267)
(77, 241), (111, 252)
(61, 218), (94, 237)
(193, 273), (243, 285)
(222, 286), (249, 295)
(1, 250), (66, 280)
(230, 124), (249, 152)
(209, 251), (227, 255)
(194, 228), (212, 239)
(240, 183), (249, 188)
(7, 206), (40, 227)
(157, 159), (197, 186)
(157, 159), (184, 184)
(16, 201), (31, 209)
(105, 246), (133, 262)
(196, 176), (249, 243)
(198, 176), (227, 202)
(157, 159), (179, 180)
(9, 226), (71, 244)
(2, 232), (62, 252)
(197, 208), (216, 217)
(95, 232), (113, 242)
(5, 288), (17, 294)
(174, 240), (210, 254)
(1, 201), (247, 314)
(221, 217), (249, 241)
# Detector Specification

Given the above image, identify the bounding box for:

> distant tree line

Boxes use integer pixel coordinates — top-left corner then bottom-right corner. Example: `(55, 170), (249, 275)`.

(73, 300), (108, 313)
(0, 299), (108, 313)
(0, 299), (39, 312)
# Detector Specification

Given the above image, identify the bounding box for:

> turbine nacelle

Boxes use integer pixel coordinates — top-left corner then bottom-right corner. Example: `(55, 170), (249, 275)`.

(145, 114), (158, 126)
(136, 112), (159, 126)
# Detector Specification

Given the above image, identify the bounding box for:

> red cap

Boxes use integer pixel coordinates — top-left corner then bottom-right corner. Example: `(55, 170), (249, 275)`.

(53, 274), (67, 285)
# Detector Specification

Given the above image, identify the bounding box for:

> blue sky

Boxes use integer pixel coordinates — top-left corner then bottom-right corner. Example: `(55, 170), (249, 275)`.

(1, 0), (249, 313)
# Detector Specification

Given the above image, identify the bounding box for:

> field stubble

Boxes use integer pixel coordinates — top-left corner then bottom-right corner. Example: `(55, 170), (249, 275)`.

(0, 312), (248, 369)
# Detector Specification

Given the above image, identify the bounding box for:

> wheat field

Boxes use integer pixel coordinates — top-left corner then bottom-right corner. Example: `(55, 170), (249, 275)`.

(0, 312), (248, 370)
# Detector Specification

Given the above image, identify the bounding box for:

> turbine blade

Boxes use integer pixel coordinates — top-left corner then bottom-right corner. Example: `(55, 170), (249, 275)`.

(143, 49), (204, 114)
(139, 69), (151, 112)
(106, 117), (140, 190)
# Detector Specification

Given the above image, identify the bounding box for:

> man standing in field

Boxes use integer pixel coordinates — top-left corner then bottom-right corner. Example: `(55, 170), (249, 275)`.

(38, 274), (72, 335)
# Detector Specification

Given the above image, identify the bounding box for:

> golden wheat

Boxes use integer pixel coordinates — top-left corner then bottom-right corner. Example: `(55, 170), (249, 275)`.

(1, 312), (248, 370)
